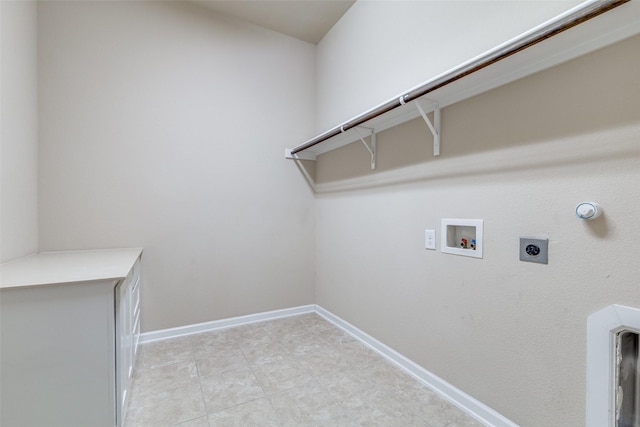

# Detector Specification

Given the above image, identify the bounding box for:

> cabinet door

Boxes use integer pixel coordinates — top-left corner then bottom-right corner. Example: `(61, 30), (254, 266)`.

(116, 256), (141, 427)
(0, 281), (117, 427)
(131, 270), (141, 372)
(116, 275), (132, 427)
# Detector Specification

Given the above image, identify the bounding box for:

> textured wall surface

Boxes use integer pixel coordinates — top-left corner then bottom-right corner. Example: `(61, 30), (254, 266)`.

(1, 1), (39, 262)
(37, 1), (316, 331)
(315, 34), (640, 426)
(315, 0), (581, 131)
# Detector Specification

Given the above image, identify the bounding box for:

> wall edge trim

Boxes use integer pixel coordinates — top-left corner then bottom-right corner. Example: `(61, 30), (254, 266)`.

(139, 304), (315, 343)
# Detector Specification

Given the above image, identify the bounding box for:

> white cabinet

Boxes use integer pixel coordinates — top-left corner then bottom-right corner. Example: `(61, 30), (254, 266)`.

(117, 256), (142, 426)
(0, 248), (142, 427)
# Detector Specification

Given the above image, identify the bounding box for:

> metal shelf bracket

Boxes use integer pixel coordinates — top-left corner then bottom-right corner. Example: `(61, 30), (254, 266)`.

(415, 101), (440, 157)
(352, 126), (376, 169)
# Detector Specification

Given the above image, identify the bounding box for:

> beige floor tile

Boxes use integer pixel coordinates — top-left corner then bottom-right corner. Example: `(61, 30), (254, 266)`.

(306, 322), (335, 336)
(360, 359), (423, 389)
(262, 317), (310, 338)
(268, 379), (351, 427)
(268, 378), (336, 411)
(193, 342), (244, 359)
(408, 390), (469, 426)
(315, 327), (358, 346)
(445, 413), (488, 427)
(128, 313), (488, 426)
(208, 397), (279, 427)
(191, 329), (237, 355)
(294, 313), (335, 333)
(279, 331), (328, 355)
(342, 385), (432, 426)
(195, 347), (249, 378)
(200, 369), (265, 413)
(314, 364), (375, 401)
(297, 349), (352, 378)
(137, 336), (194, 370)
(130, 359), (199, 399)
(339, 385), (393, 411)
(332, 340), (382, 366)
(252, 358), (315, 394)
(225, 323), (272, 344)
(277, 404), (353, 427)
(176, 416), (210, 427)
(241, 341), (290, 366)
(124, 383), (205, 427)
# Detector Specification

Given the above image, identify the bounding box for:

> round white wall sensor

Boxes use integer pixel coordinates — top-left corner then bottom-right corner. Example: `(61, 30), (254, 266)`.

(575, 202), (602, 220)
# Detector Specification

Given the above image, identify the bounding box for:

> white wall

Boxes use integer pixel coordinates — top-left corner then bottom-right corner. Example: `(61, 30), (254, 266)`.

(315, 0), (581, 131)
(37, 1), (316, 332)
(314, 28), (640, 427)
(0, 1), (39, 262)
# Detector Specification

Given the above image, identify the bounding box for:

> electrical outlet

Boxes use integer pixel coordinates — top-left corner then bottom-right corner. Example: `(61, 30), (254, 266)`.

(425, 230), (436, 250)
(519, 237), (548, 264)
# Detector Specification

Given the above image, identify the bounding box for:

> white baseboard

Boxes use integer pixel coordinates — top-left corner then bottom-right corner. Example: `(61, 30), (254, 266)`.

(140, 304), (517, 427)
(314, 305), (519, 427)
(139, 304), (315, 343)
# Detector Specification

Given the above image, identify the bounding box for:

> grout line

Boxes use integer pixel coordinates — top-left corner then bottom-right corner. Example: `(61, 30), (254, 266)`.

(192, 334), (210, 427)
(136, 306), (514, 427)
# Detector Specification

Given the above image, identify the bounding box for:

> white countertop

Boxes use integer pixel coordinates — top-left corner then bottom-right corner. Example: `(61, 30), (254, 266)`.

(0, 248), (143, 289)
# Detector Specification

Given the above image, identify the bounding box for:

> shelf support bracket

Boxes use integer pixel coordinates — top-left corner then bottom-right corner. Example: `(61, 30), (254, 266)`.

(415, 101), (440, 156)
(352, 126), (376, 169)
(284, 148), (316, 161)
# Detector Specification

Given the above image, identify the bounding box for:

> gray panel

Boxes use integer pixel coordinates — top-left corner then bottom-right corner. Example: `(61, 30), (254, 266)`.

(519, 237), (549, 264)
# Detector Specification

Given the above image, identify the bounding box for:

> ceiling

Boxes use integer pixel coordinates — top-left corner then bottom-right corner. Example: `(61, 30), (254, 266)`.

(192, 0), (356, 44)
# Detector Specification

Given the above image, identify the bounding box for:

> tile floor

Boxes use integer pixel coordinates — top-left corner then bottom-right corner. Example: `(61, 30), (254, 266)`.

(124, 313), (485, 427)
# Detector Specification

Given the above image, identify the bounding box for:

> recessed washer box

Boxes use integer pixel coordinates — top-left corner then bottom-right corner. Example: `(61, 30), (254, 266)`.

(441, 219), (483, 258)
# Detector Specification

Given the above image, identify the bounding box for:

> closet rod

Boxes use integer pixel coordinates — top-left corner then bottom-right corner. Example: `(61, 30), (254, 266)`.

(290, 0), (628, 156)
